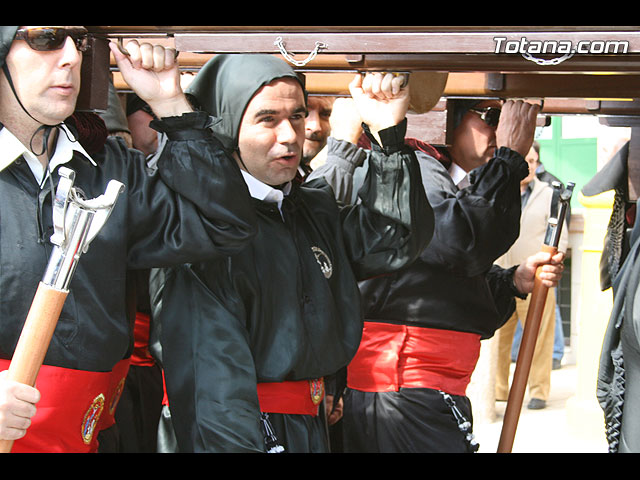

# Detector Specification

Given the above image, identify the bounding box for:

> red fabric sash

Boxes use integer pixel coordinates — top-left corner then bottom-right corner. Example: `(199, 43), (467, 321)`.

(161, 376), (325, 416)
(0, 358), (130, 453)
(131, 312), (156, 367)
(347, 322), (481, 396)
(257, 378), (325, 416)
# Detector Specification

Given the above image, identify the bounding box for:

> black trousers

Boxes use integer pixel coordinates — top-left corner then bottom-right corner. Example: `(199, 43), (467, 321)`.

(342, 387), (477, 453)
(99, 364), (164, 453)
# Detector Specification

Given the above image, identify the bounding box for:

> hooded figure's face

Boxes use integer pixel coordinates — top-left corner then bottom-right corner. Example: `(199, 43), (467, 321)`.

(185, 54), (307, 186)
(235, 77), (306, 186)
(1, 26), (82, 127)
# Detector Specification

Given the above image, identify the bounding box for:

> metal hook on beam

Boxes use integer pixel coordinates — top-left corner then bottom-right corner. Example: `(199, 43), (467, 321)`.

(274, 36), (327, 67)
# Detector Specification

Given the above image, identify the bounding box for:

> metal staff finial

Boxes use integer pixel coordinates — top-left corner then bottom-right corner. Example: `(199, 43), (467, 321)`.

(44, 166), (124, 290)
(543, 181), (575, 248)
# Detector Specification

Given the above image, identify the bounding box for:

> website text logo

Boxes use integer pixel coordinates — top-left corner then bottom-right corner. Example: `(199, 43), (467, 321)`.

(493, 37), (629, 55)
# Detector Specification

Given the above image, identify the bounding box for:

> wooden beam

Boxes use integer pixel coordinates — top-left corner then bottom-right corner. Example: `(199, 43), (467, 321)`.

(110, 46), (640, 100)
(90, 27), (640, 43)
(172, 30), (640, 54)
(169, 30), (640, 73)
(340, 53), (640, 73)
(406, 111), (447, 145)
(135, 50), (640, 76)
(112, 70), (640, 107)
(104, 26), (640, 112)
(444, 72), (640, 99)
(102, 27), (640, 73)
(303, 71), (640, 100)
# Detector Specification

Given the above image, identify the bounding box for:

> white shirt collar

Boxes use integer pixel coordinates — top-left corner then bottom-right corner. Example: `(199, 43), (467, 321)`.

(240, 169), (291, 213)
(448, 161), (471, 189)
(0, 124), (96, 184)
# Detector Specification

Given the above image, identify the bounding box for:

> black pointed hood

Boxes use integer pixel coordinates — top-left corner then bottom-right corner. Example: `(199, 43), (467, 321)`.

(0, 27), (18, 69)
(185, 54), (306, 152)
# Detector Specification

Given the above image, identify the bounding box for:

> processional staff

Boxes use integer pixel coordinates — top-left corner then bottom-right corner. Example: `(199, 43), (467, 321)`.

(0, 167), (124, 453)
(497, 180), (574, 453)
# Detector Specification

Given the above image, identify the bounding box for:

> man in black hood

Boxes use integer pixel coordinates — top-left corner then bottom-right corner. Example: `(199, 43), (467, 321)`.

(0, 26), (257, 452)
(152, 55), (433, 452)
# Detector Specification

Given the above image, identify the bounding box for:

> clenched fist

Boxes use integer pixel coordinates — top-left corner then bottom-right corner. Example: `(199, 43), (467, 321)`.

(496, 100), (541, 157)
(348, 72), (410, 144)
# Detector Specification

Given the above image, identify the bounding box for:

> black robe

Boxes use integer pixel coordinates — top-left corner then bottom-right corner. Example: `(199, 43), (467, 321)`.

(309, 138), (528, 452)
(597, 212), (640, 452)
(309, 141), (528, 338)
(154, 121), (433, 452)
(0, 112), (256, 373)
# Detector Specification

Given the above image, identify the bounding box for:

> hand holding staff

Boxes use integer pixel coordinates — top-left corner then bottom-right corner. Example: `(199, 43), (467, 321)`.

(0, 168), (123, 453)
(497, 181), (574, 453)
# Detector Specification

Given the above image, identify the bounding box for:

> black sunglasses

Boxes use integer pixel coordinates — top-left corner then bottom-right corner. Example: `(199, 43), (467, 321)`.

(469, 107), (501, 127)
(15, 27), (90, 53)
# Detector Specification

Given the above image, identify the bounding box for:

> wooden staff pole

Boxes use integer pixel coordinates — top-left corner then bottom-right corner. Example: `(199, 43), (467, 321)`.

(0, 284), (69, 453)
(497, 181), (573, 453)
(497, 244), (556, 453)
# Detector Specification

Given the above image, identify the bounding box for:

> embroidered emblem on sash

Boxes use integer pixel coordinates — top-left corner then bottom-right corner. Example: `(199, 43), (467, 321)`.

(309, 378), (324, 405)
(311, 246), (332, 279)
(81, 394), (105, 445)
(109, 377), (126, 415)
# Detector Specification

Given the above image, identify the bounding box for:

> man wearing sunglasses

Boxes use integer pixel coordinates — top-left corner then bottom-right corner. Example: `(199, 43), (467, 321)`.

(309, 91), (566, 452)
(447, 99), (505, 187)
(0, 26), (257, 452)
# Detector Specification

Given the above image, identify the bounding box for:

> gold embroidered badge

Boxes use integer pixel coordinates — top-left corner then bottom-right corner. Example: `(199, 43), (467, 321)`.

(109, 377), (126, 415)
(309, 378), (324, 405)
(81, 394), (105, 445)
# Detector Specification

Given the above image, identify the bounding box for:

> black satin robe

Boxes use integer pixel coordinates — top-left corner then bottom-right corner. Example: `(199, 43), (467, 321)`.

(312, 143), (528, 338)
(155, 121), (434, 452)
(309, 138), (528, 453)
(0, 112), (257, 372)
(598, 216), (640, 452)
